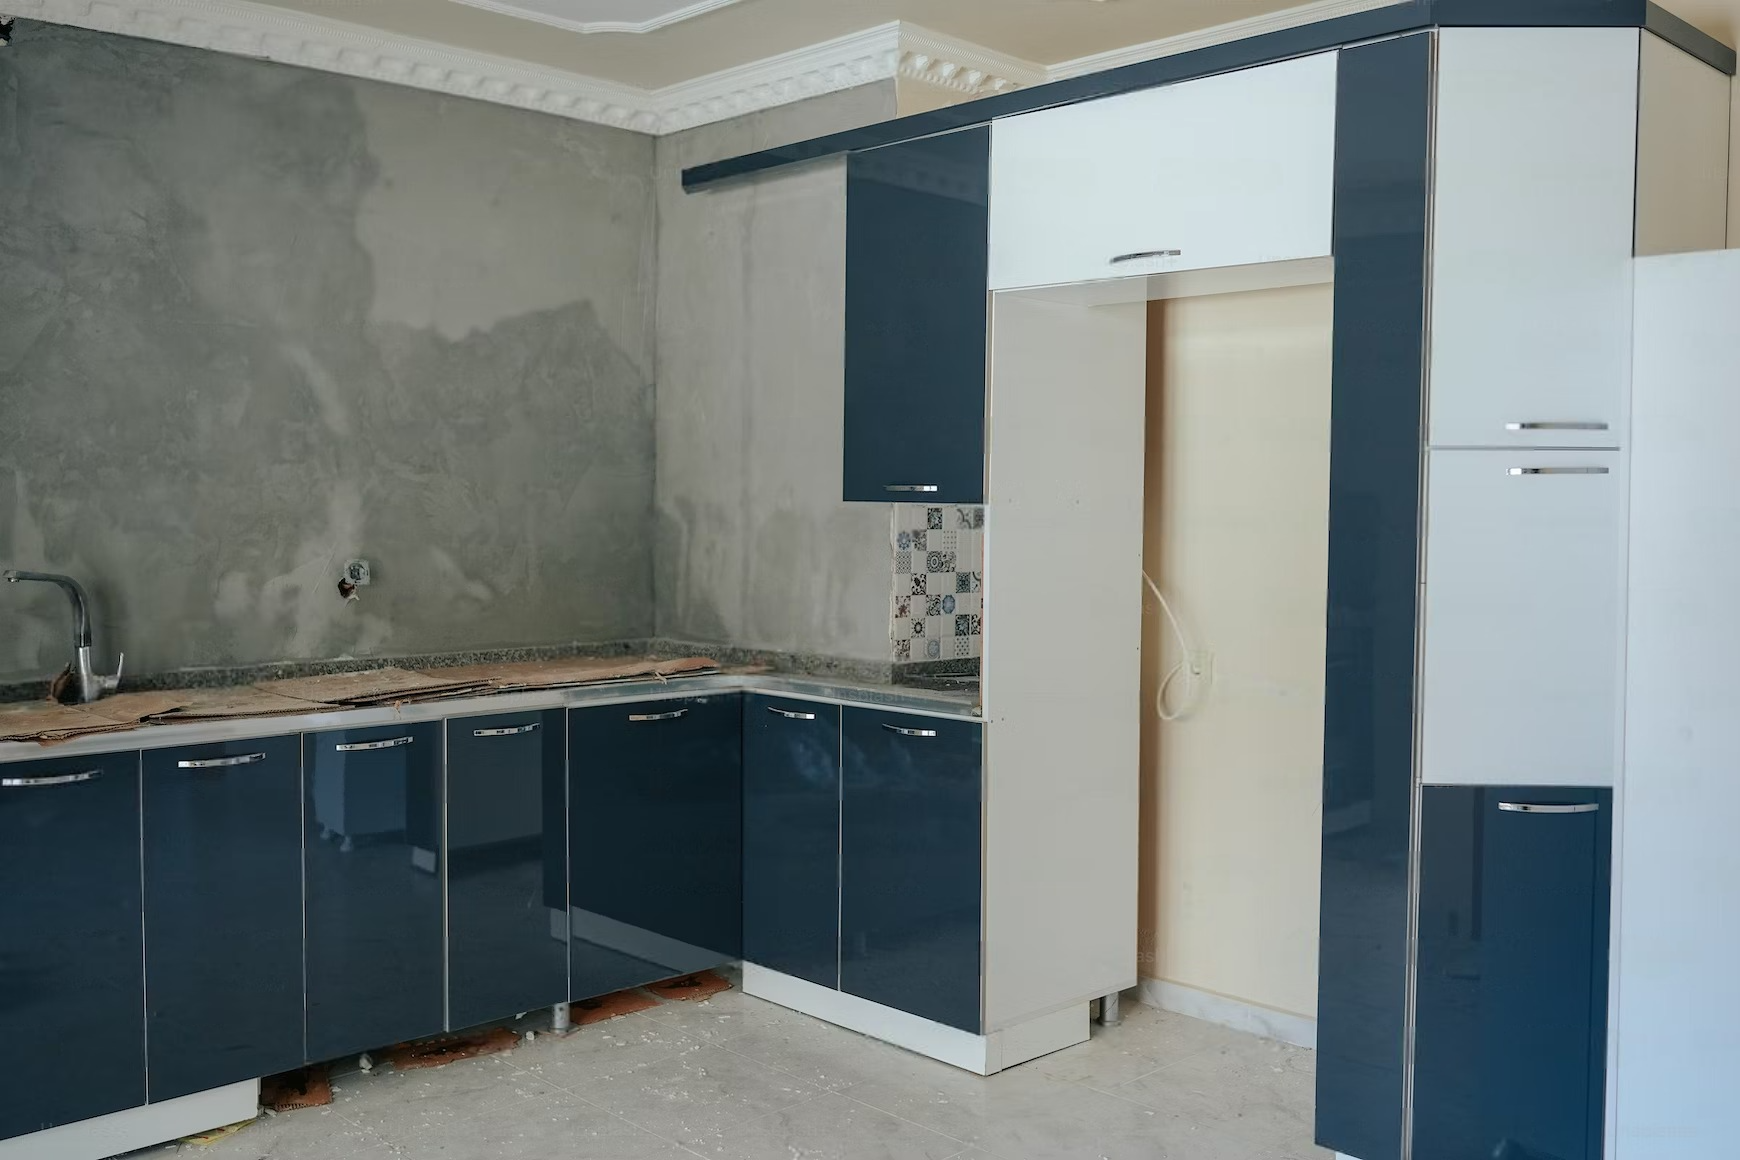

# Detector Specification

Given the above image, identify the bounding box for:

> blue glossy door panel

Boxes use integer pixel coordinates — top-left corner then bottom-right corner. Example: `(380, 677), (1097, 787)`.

(304, 722), (444, 1060)
(840, 709), (981, 1032)
(568, 696), (742, 998)
(843, 128), (989, 504)
(446, 708), (568, 1030)
(1415, 787), (1612, 1160)
(143, 736), (303, 1100)
(743, 695), (840, 987)
(0, 751), (144, 1141)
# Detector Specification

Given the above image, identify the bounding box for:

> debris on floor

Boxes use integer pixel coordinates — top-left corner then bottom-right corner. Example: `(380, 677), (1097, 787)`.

(646, 970), (732, 1002)
(259, 1064), (332, 1112)
(175, 1118), (256, 1145)
(379, 1027), (520, 1071)
(571, 987), (660, 1025)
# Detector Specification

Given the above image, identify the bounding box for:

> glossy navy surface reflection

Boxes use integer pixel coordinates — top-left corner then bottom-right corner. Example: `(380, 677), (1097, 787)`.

(304, 721), (444, 1061)
(743, 695), (843, 987)
(144, 735), (304, 1100)
(446, 708), (569, 1030)
(568, 695), (742, 998)
(0, 751), (144, 1141)
(840, 708), (982, 1033)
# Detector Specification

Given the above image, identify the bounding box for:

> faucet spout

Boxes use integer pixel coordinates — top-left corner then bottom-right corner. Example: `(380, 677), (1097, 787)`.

(3, 569), (119, 703)
(4, 570), (94, 648)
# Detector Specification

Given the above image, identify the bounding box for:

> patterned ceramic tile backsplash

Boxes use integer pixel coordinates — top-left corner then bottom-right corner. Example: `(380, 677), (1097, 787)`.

(891, 504), (985, 663)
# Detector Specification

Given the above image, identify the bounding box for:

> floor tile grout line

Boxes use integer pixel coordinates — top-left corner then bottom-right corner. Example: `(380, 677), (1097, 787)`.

(834, 1086), (990, 1154)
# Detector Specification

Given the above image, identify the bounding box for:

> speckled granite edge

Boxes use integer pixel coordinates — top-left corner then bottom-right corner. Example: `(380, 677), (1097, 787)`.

(644, 639), (894, 685)
(894, 658), (981, 680)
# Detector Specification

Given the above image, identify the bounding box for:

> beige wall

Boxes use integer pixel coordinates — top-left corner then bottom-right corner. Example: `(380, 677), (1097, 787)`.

(1650, 2), (1740, 245)
(1138, 285), (1333, 1020)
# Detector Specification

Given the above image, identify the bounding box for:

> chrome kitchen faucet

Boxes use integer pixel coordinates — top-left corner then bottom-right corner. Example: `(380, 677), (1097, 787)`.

(3, 570), (123, 703)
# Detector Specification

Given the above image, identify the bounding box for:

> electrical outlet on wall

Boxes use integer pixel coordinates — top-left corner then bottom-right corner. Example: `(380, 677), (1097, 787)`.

(344, 559), (371, 586)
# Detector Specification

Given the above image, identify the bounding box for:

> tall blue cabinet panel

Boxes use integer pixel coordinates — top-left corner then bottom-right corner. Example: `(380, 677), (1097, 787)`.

(840, 709), (982, 1032)
(1315, 32), (1433, 1160)
(1414, 786), (1612, 1160)
(0, 751), (144, 1141)
(143, 736), (304, 1101)
(304, 722), (444, 1061)
(743, 695), (841, 988)
(568, 695), (742, 998)
(445, 708), (569, 1030)
(843, 127), (990, 504)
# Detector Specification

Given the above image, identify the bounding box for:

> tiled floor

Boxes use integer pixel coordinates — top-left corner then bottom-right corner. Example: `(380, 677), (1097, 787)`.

(136, 981), (1331, 1160)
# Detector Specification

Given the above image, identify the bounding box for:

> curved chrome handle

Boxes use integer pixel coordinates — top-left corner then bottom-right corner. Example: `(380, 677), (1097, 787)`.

(884, 485), (940, 494)
(2, 769), (100, 788)
(1507, 467), (1610, 476)
(767, 706), (818, 721)
(882, 724), (938, 738)
(473, 723), (541, 738)
(629, 710), (688, 723)
(177, 752), (266, 769)
(1505, 421), (1609, 432)
(1110, 249), (1182, 264)
(336, 736), (415, 753)
(1498, 802), (1601, 814)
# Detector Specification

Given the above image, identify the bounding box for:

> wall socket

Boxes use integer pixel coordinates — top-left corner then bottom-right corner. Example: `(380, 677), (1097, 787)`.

(343, 559), (372, 586)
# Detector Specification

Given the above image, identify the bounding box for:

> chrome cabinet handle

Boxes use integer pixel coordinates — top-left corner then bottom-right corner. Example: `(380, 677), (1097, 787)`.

(2, 769), (100, 788)
(882, 724), (938, 738)
(335, 736), (414, 752)
(473, 723), (540, 738)
(767, 706), (818, 721)
(1111, 249), (1183, 263)
(1505, 421), (1609, 432)
(629, 710), (688, 723)
(177, 752), (266, 769)
(1507, 467), (1610, 476)
(1498, 802), (1601, 814)
(884, 485), (940, 494)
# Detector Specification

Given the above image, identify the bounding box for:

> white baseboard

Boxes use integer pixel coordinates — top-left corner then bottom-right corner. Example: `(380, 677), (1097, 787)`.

(1137, 978), (1317, 1050)
(0, 1080), (258, 1160)
(741, 964), (1087, 1075)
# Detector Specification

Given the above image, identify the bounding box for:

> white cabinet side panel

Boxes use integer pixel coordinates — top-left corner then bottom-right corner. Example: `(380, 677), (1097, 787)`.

(982, 293), (1145, 1029)
(1636, 33), (1732, 257)
(1615, 250), (1740, 1159)
(1429, 28), (1639, 449)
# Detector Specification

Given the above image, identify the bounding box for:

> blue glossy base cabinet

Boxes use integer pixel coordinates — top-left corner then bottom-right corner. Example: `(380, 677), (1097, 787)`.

(1414, 786), (1612, 1160)
(743, 695), (841, 988)
(445, 708), (569, 1030)
(143, 736), (304, 1101)
(840, 708), (982, 1033)
(0, 752), (145, 1142)
(305, 722), (445, 1061)
(568, 696), (742, 998)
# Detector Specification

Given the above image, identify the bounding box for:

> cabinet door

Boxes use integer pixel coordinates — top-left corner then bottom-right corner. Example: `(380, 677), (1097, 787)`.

(446, 709), (568, 1031)
(568, 696), (741, 998)
(304, 722), (444, 1060)
(988, 52), (1337, 291)
(1421, 450), (1623, 787)
(743, 695), (841, 988)
(0, 752), (144, 1141)
(844, 128), (989, 504)
(840, 709), (982, 1032)
(144, 736), (303, 1100)
(1415, 786), (1611, 1160)
(1429, 28), (1639, 449)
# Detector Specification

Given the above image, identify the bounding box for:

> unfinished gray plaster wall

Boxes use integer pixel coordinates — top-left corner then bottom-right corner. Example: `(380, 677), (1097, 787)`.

(654, 86), (898, 663)
(0, 23), (656, 684)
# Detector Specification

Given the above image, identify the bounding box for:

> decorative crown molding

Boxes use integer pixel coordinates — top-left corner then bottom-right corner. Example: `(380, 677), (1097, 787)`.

(897, 23), (1047, 98)
(448, 0), (746, 37)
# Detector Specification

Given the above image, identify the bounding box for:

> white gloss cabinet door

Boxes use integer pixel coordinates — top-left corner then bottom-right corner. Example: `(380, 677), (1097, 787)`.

(1420, 450), (1624, 788)
(1429, 28), (1640, 449)
(987, 52), (1337, 291)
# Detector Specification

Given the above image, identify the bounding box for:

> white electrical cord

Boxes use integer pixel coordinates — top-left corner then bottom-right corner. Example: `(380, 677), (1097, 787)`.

(1142, 571), (1207, 722)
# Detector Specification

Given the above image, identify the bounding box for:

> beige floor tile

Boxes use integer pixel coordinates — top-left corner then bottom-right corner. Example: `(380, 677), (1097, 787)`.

(715, 1013), (928, 1093)
(1031, 1003), (1269, 1091)
(515, 1014), (709, 1095)
(1110, 1036), (1319, 1154)
(135, 1105), (401, 1160)
(381, 1087), (676, 1160)
(571, 1041), (821, 1144)
(682, 1091), (970, 1160)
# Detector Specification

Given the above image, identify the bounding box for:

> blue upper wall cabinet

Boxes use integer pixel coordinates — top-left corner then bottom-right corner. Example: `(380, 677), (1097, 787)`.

(304, 722), (445, 1061)
(1414, 786), (1612, 1160)
(446, 709), (569, 1031)
(843, 127), (990, 505)
(0, 751), (145, 1142)
(569, 696), (742, 997)
(143, 736), (304, 1101)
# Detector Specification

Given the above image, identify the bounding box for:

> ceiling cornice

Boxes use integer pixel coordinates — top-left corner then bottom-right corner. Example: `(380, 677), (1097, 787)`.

(448, 0), (748, 37)
(7, 0), (1041, 135)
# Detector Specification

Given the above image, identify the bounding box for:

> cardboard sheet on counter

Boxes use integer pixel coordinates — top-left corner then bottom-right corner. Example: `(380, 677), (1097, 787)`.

(254, 667), (494, 706)
(426, 655), (719, 692)
(142, 687), (339, 721)
(0, 700), (139, 744)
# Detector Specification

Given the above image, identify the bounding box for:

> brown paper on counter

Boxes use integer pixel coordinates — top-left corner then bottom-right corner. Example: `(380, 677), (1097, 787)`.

(83, 689), (202, 724)
(426, 655), (719, 692)
(254, 667), (493, 706)
(144, 687), (340, 721)
(0, 700), (139, 744)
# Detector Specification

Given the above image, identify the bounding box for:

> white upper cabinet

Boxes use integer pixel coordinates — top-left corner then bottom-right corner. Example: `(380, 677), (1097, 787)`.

(1429, 28), (1640, 450)
(987, 52), (1337, 292)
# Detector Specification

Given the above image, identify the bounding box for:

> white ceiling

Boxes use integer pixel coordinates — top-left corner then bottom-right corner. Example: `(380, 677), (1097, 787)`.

(449, 0), (749, 36)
